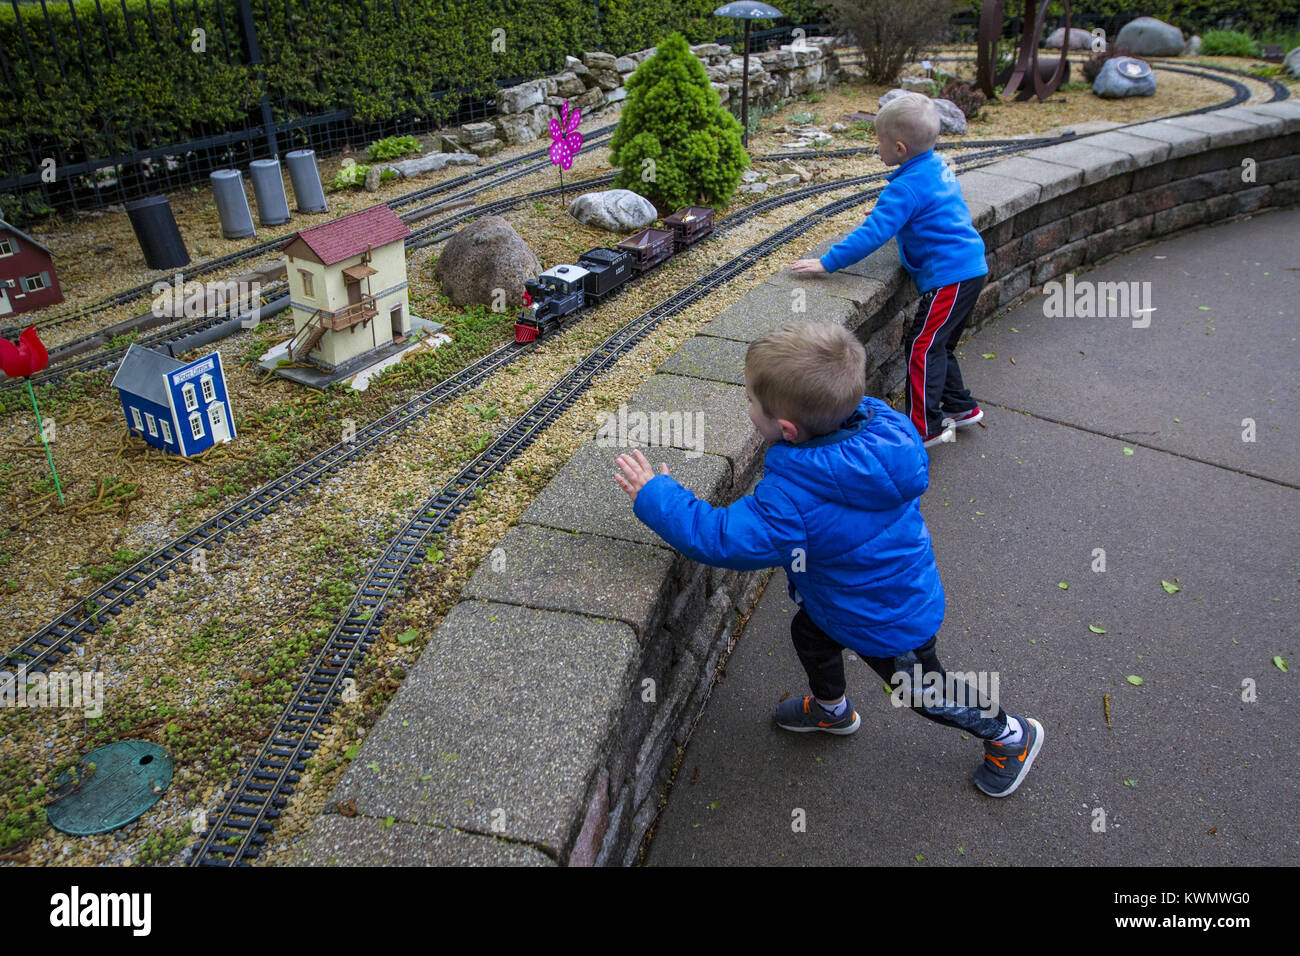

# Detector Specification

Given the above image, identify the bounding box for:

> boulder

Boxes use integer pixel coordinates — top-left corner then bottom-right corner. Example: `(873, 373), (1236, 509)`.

(436, 134), (461, 153)
(444, 153), (479, 166)
(497, 106), (550, 145)
(435, 216), (542, 309)
(466, 138), (504, 157)
(390, 152), (449, 177)
(363, 165), (383, 191)
(565, 55), (590, 76)
(1115, 16), (1184, 57)
(583, 51), (617, 72)
(771, 173), (802, 188)
(774, 159), (811, 182)
(460, 122), (496, 144)
(931, 98), (968, 134)
(901, 76), (934, 93)
(615, 56), (638, 73)
(591, 69), (622, 92)
(574, 87), (604, 111)
(738, 182), (768, 195)
(1092, 56), (1157, 98)
(567, 189), (658, 233)
(1284, 46), (1300, 77)
(878, 88), (919, 110)
(1184, 34), (1203, 56)
(497, 80), (545, 114)
(740, 169), (761, 183)
(690, 43), (726, 58)
(605, 87), (628, 104)
(554, 71), (586, 97)
(1044, 27), (1095, 50)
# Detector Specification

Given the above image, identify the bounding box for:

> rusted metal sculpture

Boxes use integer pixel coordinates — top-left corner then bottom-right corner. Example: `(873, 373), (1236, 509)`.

(976, 0), (1072, 101)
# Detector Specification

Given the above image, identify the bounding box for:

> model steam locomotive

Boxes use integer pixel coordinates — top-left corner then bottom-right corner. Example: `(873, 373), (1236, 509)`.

(514, 206), (715, 343)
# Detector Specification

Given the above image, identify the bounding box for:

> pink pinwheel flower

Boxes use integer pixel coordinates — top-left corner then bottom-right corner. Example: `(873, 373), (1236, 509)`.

(549, 100), (583, 171)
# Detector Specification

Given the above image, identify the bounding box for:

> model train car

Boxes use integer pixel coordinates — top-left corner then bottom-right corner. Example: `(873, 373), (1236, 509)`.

(514, 206), (715, 343)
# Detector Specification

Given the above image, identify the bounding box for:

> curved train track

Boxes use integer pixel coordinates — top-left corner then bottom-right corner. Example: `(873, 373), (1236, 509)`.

(2, 57), (1289, 864)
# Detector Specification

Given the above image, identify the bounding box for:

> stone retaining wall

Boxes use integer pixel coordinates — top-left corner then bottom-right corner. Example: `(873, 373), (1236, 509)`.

(290, 98), (1298, 867)
(444, 38), (847, 157)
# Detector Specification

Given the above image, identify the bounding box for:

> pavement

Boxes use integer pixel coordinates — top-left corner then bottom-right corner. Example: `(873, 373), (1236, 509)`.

(644, 208), (1299, 866)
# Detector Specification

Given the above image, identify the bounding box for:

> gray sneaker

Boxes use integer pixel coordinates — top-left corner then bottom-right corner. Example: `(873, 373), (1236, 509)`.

(973, 716), (1044, 797)
(773, 695), (861, 735)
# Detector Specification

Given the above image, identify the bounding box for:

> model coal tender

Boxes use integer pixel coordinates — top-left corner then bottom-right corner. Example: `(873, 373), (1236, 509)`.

(514, 205), (714, 343)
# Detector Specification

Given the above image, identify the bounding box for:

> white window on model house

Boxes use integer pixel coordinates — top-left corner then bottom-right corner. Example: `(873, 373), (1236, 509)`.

(130, 406), (143, 431)
(22, 273), (48, 292)
(183, 382), (198, 411)
(200, 374), (215, 403)
(0, 237), (13, 257)
(190, 412), (205, 440)
(299, 270), (315, 298)
(160, 420), (173, 444)
(144, 412), (157, 437)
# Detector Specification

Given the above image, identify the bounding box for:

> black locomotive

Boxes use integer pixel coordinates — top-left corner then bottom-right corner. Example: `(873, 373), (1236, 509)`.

(514, 206), (715, 343)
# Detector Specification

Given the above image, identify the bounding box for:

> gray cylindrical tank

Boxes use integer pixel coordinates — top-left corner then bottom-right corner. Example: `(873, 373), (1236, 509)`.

(285, 149), (329, 213)
(124, 195), (191, 270)
(209, 169), (256, 239)
(248, 158), (291, 226)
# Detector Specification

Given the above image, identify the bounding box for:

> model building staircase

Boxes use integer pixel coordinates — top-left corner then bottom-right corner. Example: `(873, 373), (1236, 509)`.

(286, 314), (325, 361)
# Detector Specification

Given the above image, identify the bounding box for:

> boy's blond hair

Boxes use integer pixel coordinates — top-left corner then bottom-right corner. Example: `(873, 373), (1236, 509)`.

(876, 93), (940, 154)
(746, 321), (867, 437)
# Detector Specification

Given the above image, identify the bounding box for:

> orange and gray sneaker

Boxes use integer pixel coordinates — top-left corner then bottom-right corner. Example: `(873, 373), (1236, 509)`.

(773, 695), (861, 735)
(973, 716), (1044, 797)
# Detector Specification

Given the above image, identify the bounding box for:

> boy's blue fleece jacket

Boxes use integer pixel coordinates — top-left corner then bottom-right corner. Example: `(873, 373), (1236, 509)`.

(819, 149), (988, 294)
(633, 397), (944, 657)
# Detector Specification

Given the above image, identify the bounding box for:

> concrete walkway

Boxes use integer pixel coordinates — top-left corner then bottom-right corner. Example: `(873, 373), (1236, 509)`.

(645, 208), (1299, 866)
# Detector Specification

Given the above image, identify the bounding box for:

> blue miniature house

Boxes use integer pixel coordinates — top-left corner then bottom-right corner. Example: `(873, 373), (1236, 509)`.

(110, 344), (236, 457)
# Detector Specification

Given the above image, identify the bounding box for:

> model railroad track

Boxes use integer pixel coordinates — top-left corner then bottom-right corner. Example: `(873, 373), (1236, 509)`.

(4, 126), (1044, 399)
(0, 126), (620, 341)
(2, 342), (522, 676)
(189, 137), (1057, 864)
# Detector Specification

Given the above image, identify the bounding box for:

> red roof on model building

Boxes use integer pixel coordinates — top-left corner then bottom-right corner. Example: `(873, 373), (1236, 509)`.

(281, 205), (410, 265)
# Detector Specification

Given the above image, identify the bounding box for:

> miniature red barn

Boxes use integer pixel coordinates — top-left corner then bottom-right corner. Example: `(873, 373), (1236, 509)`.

(0, 219), (64, 317)
(280, 205), (412, 369)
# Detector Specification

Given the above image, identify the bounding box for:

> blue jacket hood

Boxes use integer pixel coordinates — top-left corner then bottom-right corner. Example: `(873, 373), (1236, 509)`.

(763, 398), (930, 510)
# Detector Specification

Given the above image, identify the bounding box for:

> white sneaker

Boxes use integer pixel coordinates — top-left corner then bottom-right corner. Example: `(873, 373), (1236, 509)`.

(922, 426), (956, 448)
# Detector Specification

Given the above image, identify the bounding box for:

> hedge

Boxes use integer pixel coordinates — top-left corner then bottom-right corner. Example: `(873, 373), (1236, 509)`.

(0, 0), (827, 176)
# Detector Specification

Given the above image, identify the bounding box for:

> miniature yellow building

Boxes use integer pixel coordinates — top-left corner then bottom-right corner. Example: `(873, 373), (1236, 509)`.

(281, 204), (412, 369)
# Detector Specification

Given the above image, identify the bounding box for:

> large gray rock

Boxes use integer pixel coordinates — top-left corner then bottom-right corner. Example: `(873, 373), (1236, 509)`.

(583, 51), (617, 71)
(1115, 16), (1184, 57)
(1044, 26), (1096, 50)
(497, 80), (545, 114)
(1285, 47), (1300, 78)
(389, 152), (448, 177)
(554, 72), (585, 97)
(459, 121), (496, 144)
(497, 105), (550, 146)
(931, 98), (968, 134)
(567, 189), (657, 233)
(878, 87), (921, 110)
(614, 56), (638, 73)
(1185, 34), (1202, 56)
(1093, 56), (1157, 98)
(434, 216), (541, 308)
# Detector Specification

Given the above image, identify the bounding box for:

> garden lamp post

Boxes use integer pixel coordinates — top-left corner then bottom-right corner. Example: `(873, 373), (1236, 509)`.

(714, 2), (783, 148)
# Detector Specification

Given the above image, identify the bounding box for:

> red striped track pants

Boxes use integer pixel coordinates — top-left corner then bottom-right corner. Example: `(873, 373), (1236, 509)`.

(904, 276), (985, 440)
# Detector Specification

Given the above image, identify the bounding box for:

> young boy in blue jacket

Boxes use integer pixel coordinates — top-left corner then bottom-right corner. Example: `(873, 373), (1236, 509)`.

(614, 322), (1043, 797)
(792, 93), (988, 447)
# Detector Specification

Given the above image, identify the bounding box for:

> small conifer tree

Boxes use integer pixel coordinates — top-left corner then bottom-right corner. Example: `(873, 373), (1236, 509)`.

(608, 33), (748, 210)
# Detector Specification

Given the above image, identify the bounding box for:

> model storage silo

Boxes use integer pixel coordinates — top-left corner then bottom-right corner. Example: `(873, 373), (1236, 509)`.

(124, 195), (191, 269)
(249, 158), (291, 226)
(210, 169), (256, 239)
(285, 149), (329, 213)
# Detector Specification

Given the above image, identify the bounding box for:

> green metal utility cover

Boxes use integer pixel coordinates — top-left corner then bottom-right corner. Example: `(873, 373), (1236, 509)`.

(46, 741), (172, 835)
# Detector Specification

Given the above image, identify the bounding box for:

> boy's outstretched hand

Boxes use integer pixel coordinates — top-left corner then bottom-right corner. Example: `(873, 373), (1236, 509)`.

(615, 449), (670, 502)
(790, 258), (826, 274)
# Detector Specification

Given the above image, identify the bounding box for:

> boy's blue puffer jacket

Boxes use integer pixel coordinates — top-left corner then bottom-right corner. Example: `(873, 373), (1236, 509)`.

(633, 396), (944, 657)
(819, 149), (988, 295)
